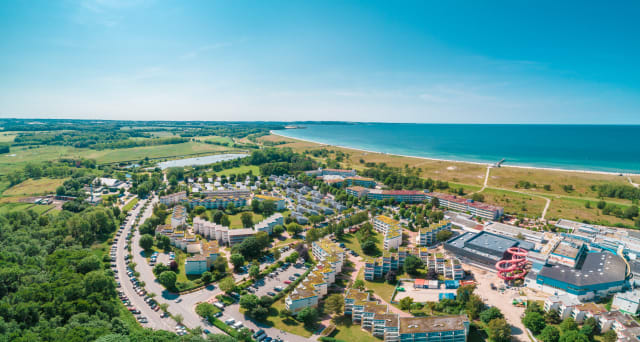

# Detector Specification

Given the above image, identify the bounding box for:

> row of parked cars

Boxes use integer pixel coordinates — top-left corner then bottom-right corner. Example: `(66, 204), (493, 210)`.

(252, 328), (283, 342)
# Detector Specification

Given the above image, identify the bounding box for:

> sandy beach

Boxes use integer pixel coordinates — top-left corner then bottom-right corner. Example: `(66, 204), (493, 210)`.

(270, 130), (640, 177)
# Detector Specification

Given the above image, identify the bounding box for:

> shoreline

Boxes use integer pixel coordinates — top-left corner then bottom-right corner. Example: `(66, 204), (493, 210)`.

(270, 130), (640, 177)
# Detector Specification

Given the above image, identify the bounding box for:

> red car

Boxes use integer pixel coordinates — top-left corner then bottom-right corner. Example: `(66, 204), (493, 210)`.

(284, 280), (291, 284)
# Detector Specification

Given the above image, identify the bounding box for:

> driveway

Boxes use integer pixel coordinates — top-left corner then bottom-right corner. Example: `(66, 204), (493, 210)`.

(115, 198), (175, 331)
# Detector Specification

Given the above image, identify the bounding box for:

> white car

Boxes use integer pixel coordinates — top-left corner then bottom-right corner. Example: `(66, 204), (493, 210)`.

(175, 298), (182, 303)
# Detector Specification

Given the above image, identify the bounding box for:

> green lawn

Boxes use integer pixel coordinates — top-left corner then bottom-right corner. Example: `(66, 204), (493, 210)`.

(227, 211), (265, 229)
(338, 232), (383, 258)
(84, 142), (234, 164)
(355, 268), (398, 303)
(331, 316), (381, 342)
(1, 177), (65, 197)
(201, 135), (234, 145)
(0, 202), (37, 214)
(0, 145), (82, 174)
(261, 299), (314, 338)
(123, 197), (139, 212)
(214, 165), (261, 177)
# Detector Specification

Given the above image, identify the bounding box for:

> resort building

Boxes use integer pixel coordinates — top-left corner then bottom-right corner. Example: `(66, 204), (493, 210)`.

(424, 191), (504, 220)
(373, 215), (404, 250)
(184, 241), (220, 275)
(364, 248), (463, 281)
(253, 213), (284, 235)
(346, 186), (427, 203)
(285, 237), (344, 313)
(159, 191), (186, 206)
(305, 168), (357, 178)
(170, 205), (187, 228)
(483, 221), (546, 244)
(444, 231), (534, 268)
(544, 294), (581, 320)
(182, 194), (248, 210)
(253, 194), (286, 210)
(343, 176), (376, 188)
(417, 220), (452, 246)
(343, 288), (469, 342)
(192, 217), (258, 246)
(613, 290), (640, 315)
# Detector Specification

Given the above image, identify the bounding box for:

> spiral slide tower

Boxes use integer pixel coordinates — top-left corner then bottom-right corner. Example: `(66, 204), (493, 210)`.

(495, 247), (528, 281)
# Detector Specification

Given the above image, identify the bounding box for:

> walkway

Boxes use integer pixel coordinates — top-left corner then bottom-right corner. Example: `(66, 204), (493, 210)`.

(628, 176), (639, 188)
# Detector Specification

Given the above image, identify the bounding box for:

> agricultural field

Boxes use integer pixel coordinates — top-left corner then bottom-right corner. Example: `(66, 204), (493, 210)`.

(213, 165), (261, 177)
(0, 131), (18, 142)
(83, 141), (236, 164)
(0, 145), (82, 174)
(197, 135), (234, 145)
(2, 178), (66, 197)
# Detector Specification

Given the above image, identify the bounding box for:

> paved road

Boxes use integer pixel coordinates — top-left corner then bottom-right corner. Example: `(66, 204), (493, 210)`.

(115, 198), (175, 331)
(130, 196), (225, 335)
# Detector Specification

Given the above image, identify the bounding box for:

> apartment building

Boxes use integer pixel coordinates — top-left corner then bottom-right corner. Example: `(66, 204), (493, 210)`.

(253, 194), (286, 210)
(192, 217), (257, 246)
(305, 168), (357, 177)
(424, 191), (504, 220)
(170, 205), (187, 228)
(544, 294), (581, 320)
(285, 238), (344, 313)
(365, 247), (463, 281)
(613, 290), (640, 315)
(253, 213), (284, 235)
(347, 186), (427, 203)
(159, 191), (187, 206)
(182, 195), (248, 210)
(184, 241), (220, 275)
(343, 288), (469, 342)
(417, 220), (452, 246)
(373, 215), (404, 250)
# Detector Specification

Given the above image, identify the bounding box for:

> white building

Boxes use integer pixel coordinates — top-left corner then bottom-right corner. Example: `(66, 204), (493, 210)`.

(613, 289), (640, 315)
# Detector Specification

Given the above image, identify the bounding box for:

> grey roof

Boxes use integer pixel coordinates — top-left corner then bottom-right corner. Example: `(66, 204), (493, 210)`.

(538, 252), (626, 287)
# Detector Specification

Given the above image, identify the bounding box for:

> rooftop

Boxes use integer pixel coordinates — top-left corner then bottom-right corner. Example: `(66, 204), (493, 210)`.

(551, 241), (583, 259)
(539, 252), (627, 287)
(399, 315), (468, 334)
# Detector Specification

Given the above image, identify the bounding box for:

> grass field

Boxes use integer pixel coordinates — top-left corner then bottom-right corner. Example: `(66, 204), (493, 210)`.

(0, 131), (18, 142)
(84, 142), (235, 164)
(2, 178), (66, 197)
(479, 188), (548, 218)
(227, 211), (265, 229)
(123, 197), (139, 212)
(330, 316), (380, 342)
(213, 165), (261, 177)
(338, 232), (383, 258)
(0, 202), (54, 215)
(198, 135), (234, 145)
(264, 299), (314, 337)
(546, 196), (634, 226)
(355, 268), (398, 303)
(0, 145), (81, 174)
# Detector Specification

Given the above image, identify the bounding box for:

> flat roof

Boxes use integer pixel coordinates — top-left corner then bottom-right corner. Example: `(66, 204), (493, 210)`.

(539, 252), (626, 287)
(399, 315), (468, 334)
(466, 232), (519, 254)
(551, 242), (582, 259)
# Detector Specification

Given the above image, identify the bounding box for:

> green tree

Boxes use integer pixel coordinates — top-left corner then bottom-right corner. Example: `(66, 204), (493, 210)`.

(487, 318), (511, 342)
(436, 229), (453, 242)
(403, 255), (423, 275)
(465, 295), (485, 320)
(559, 317), (578, 332)
(353, 279), (365, 290)
(558, 331), (588, 342)
(286, 222), (303, 235)
(325, 294), (344, 315)
(361, 240), (378, 255)
(77, 255), (102, 274)
(241, 212), (254, 228)
(579, 317), (597, 339)
(220, 214), (231, 227)
(523, 311), (546, 335)
(239, 294), (260, 311)
(602, 330), (618, 342)
(213, 255), (228, 273)
(399, 297), (414, 310)
(195, 302), (216, 318)
(139, 234), (154, 251)
(480, 307), (504, 324)
(545, 308), (561, 324)
(201, 271), (213, 284)
(249, 265), (260, 279)
(297, 307), (318, 327)
(230, 253), (245, 271)
(219, 277), (235, 293)
(158, 271), (177, 290)
(456, 285), (475, 305)
(273, 224), (285, 236)
(285, 251), (299, 263)
(237, 327), (253, 341)
(538, 325), (560, 342)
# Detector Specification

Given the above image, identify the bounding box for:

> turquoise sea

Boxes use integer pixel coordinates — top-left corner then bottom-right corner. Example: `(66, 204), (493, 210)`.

(274, 123), (640, 173)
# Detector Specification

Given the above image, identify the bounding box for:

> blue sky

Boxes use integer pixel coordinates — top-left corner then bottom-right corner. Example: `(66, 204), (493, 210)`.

(1, 0), (639, 123)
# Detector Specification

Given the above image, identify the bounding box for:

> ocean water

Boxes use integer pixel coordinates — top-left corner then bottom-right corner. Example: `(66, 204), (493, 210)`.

(274, 123), (640, 173)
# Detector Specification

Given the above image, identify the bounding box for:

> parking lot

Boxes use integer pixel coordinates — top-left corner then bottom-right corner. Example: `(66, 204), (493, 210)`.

(393, 281), (457, 302)
(249, 262), (308, 297)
